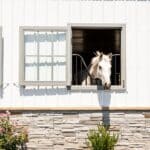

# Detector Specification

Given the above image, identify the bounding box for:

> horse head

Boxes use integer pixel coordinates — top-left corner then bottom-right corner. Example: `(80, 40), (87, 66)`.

(90, 51), (112, 89)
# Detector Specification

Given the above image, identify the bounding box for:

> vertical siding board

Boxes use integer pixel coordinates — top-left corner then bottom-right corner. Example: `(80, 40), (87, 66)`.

(91, 1), (104, 23)
(11, 0), (25, 106)
(58, 0), (70, 25)
(2, 0), (13, 104)
(147, 3), (150, 31)
(136, 3), (150, 105)
(80, 0), (93, 23)
(12, 0), (25, 83)
(12, 0), (25, 105)
(136, 2), (148, 31)
(47, 0), (59, 26)
(146, 4), (150, 106)
(35, 0), (48, 26)
(24, 0), (36, 25)
(113, 1), (127, 105)
(125, 2), (138, 106)
(114, 1), (127, 23)
(103, 1), (115, 23)
(69, 0), (81, 23)
(11, 0), (16, 105)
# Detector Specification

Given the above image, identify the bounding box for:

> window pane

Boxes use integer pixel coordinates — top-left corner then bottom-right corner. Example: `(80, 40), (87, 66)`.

(39, 57), (52, 81)
(53, 57), (66, 81)
(24, 31), (38, 55)
(39, 32), (52, 56)
(53, 31), (66, 56)
(25, 57), (37, 81)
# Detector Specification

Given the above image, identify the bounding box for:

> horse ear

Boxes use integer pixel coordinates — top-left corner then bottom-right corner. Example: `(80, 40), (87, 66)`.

(96, 51), (101, 56)
(100, 52), (103, 59)
(108, 53), (112, 60)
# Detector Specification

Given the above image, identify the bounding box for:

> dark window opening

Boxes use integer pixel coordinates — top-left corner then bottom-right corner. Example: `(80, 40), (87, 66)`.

(72, 28), (121, 86)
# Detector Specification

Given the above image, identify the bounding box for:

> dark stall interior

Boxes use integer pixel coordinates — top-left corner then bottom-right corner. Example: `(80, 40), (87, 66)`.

(72, 28), (121, 86)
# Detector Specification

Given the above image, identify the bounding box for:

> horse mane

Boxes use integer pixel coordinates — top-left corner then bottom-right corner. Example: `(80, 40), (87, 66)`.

(88, 51), (103, 76)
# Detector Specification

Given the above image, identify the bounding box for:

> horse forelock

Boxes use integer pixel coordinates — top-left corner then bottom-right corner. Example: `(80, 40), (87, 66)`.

(91, 55), (101, 65)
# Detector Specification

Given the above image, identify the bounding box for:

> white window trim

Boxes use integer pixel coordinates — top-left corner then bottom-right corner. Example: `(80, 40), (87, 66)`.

(19, 26), (68, 86)
(67, 23), (126, 91)
(0, 27), (2, 87)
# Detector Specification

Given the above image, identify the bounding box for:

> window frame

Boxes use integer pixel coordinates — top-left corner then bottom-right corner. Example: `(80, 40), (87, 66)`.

(0, 27), (2, 87)
(19, 24), (126, 90)
(67, 23), (126, 90)
(19, 26), (68, 86)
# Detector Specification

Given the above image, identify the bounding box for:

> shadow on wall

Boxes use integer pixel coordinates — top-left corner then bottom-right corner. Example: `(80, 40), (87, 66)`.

(20, 86), (69, 96)
(97, 91), (111, 125)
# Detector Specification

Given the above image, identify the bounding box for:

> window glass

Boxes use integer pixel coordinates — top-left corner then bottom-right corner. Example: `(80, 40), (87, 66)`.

(21, 28), (67, 86)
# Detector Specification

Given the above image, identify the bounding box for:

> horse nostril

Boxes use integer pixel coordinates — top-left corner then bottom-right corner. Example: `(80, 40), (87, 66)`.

(104, 83), (111, 89)
(108, 83), (111, 89)
(104, 83), (107, 89)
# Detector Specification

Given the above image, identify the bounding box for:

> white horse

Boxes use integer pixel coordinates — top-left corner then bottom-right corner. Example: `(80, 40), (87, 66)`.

(82, 51), (112, 89)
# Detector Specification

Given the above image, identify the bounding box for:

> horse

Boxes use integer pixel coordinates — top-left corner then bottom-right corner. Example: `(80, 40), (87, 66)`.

(81, 51), (112, 89)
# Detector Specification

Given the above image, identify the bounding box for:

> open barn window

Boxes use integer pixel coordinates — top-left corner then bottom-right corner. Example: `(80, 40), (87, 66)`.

(68, 24), (126, 90)
(19, 27), (67, 86)
(0, 27), (2, 87)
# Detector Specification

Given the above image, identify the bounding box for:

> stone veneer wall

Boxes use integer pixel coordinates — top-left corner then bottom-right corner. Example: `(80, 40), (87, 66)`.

(9, 110), (150, 150)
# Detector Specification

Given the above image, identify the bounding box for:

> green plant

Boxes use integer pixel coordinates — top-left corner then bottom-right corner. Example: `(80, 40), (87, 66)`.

(0, 111), (28, 150)
(87, 124), (119, 150)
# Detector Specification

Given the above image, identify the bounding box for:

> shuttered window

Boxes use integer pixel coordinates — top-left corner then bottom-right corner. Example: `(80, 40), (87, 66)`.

(19, 27), (67, 86)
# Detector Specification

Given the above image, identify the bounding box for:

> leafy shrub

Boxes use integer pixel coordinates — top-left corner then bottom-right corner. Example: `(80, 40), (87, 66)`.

(0, 111), (28, 150)
(87, 124), (119, 150)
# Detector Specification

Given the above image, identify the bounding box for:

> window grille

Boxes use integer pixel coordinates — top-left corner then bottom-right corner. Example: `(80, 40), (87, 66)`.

(68, 23), (126, 90)
(72, 53), (121, 86)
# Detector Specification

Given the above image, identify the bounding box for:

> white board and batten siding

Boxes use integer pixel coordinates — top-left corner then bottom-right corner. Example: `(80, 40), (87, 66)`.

(0, 0), (150, 109)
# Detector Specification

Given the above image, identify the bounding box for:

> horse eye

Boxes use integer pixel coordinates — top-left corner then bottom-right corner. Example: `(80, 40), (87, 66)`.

(99, 66), (102, 70)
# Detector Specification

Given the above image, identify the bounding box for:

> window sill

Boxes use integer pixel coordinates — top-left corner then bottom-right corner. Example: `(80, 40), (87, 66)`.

(69, 85), (127, 93)
(19, 81), (67, 86)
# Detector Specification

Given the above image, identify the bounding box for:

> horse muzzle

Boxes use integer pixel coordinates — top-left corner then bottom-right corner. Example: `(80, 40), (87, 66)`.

(104, 83), (111, 90)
